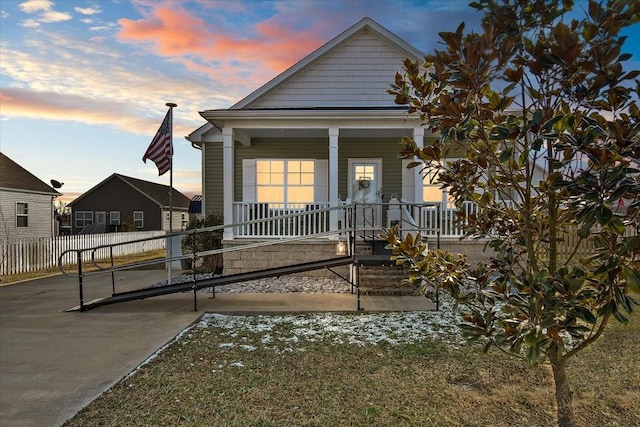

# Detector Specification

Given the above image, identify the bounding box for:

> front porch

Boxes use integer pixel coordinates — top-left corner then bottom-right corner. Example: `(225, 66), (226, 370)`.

(222, 201), (493, 276)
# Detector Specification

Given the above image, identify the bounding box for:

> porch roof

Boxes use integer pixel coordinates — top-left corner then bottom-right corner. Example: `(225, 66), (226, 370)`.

(189, 107), (427, 144)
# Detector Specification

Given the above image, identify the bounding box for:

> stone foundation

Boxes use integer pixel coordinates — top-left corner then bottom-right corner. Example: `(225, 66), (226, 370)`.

(222, 238), (495, 279)
(435, 238), (495, 266)
(222, 239), (349, 278)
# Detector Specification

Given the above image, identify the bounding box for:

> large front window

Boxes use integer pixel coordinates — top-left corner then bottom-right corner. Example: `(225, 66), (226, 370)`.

(256, 160), (314, 204)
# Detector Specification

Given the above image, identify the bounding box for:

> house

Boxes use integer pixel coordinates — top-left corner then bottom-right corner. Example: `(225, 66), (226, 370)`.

(0, 152), (61, 240)
(186, 17), (489, 273)
(68, 173), (190, 234)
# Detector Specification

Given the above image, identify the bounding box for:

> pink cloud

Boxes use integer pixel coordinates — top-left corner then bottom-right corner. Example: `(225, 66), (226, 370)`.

(117, 3), (325, 77)
(0, 88), (194, 137)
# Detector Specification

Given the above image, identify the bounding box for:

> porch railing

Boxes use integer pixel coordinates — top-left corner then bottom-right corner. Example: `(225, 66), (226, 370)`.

(232, 201), (475, 239)
(233, 202), (334, 238)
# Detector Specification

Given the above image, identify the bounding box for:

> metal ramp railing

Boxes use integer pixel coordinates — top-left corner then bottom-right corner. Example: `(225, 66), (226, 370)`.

(59, 203), (441, 312)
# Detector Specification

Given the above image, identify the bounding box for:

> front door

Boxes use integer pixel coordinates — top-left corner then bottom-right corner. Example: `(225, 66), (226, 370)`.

(96, 211), (106, 231)
(348, 158), (382, 229)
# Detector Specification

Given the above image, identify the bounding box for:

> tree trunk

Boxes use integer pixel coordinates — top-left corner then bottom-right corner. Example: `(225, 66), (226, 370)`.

(550, 359), (575, 427)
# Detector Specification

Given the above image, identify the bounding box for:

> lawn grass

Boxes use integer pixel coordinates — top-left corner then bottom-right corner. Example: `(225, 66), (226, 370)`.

(63, 301), (639, 427)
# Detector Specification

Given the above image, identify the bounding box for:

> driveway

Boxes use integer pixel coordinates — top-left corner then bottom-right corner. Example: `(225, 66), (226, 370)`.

(0, 270), (433, 426)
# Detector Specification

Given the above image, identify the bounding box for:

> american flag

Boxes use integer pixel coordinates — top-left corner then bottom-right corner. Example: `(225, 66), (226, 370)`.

(142, 109), (172, 176)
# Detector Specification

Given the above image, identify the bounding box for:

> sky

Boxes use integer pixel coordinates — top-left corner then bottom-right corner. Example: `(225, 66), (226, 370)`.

(1, 0), (638, 204)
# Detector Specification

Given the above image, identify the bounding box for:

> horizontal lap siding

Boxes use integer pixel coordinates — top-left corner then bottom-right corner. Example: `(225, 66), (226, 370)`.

(203, 141), (224, 215)
(0, 191), (53, 240)
(250, 32), (407, 108)
(231, 137), (404, 204)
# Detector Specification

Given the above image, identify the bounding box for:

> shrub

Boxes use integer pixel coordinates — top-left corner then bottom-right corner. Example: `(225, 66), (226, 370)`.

(181, 212), (224, 274)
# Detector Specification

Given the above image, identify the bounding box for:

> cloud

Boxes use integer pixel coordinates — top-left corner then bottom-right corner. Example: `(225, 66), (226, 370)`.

(74, 6), (101, 15)
(18, 0), (51, 13)
(20, 18), (39, 27)
(117, 3), (326, 77)
(18, 0), (71, 24)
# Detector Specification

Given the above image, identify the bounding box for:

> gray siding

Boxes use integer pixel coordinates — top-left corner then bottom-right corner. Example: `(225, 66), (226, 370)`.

(249, 31), (408, 108)
(0, 190), (53, 240)
(203, 141), (224, 215)
(228, 137), (404, 204)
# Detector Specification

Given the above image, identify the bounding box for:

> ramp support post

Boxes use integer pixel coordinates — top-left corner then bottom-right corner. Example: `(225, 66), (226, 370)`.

(193, 284), (198, 311)
(77, 251), (85, 312)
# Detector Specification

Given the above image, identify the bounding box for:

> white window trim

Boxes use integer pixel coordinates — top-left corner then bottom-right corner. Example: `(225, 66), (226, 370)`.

(244, 159), (328, 205)
(16, 202), (28, 228)
(75, 211), (93, 228)
(133, 211), (144, 228)
(109, 211), (120, 225)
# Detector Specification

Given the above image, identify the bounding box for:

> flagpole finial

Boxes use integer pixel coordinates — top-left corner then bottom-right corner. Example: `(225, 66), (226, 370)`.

(166, 102), (177, 108)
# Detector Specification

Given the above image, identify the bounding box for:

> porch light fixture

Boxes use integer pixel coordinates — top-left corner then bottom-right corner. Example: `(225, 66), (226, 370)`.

(336, 240), (348, 256)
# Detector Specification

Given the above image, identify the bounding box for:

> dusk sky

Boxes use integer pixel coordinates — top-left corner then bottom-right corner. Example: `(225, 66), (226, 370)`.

(1, 0), (638, 203)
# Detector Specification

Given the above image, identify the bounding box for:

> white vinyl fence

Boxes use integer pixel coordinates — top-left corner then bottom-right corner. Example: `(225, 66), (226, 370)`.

(0, 231), (166, 276)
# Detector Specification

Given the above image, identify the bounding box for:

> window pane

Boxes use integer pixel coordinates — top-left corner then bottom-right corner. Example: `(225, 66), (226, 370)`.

(17, 203), (28, 215)
(300, 161), (314, 173)
(271, 172), (284, 185)
(257, 187), (284, 202)
(288, 172), (301, 185)
(287, 187), (314, 203)
(270, 161), (284, 173)
(17, 216), (28, 227)
(288, 161), (300, 173)
(301, 174), (314, 185)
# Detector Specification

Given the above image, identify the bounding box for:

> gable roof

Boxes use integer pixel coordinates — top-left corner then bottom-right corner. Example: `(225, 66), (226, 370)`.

(230, 17), (423, 110)
(0, 152), (60, 196)
(68, 173), (190, 209)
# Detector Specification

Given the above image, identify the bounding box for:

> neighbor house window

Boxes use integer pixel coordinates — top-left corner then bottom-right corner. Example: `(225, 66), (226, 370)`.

(256, 160), (314, 204)
(75, 211), (93, 228)
(16, 202), (28, 227)
(133, 211), (144, 228)
(109, 211), (120, 225)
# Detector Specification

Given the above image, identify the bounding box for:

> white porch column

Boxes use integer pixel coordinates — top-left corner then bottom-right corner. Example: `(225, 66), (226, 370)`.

(222, 127), (234, 240)
(329, 127), (339, 235)
(413, 127), (425, 204)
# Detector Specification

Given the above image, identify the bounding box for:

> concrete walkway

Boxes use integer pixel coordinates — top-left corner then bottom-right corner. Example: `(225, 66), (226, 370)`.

(0, 270), (434, 427)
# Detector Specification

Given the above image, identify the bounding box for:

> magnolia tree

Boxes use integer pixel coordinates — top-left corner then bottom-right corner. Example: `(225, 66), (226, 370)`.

(385, 1), (639, 426)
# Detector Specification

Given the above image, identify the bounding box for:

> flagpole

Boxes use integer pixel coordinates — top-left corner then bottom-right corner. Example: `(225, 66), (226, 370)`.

(166, 102), (177, 285)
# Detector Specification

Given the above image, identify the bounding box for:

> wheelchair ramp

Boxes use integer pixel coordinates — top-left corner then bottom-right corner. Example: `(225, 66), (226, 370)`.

(72, 256), (354, 311)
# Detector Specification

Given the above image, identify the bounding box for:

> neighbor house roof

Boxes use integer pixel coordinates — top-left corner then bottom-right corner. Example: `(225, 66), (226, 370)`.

(0, 152), (60, 196)
(68, 173), (190, 209)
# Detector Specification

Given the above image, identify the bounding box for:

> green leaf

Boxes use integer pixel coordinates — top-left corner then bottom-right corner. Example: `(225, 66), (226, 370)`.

(499, 147), (514, 162)
(623, 267), (640, 292)
(595, 206), (613, 225)
(541, 115), (564, 131)
(608, 217), (626, 234)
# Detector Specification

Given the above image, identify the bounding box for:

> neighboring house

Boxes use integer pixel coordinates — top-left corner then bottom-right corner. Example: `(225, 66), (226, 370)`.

(0, 152), (61, 240)
(187, 17), (435, 241)
(68, 173), (190, 234)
